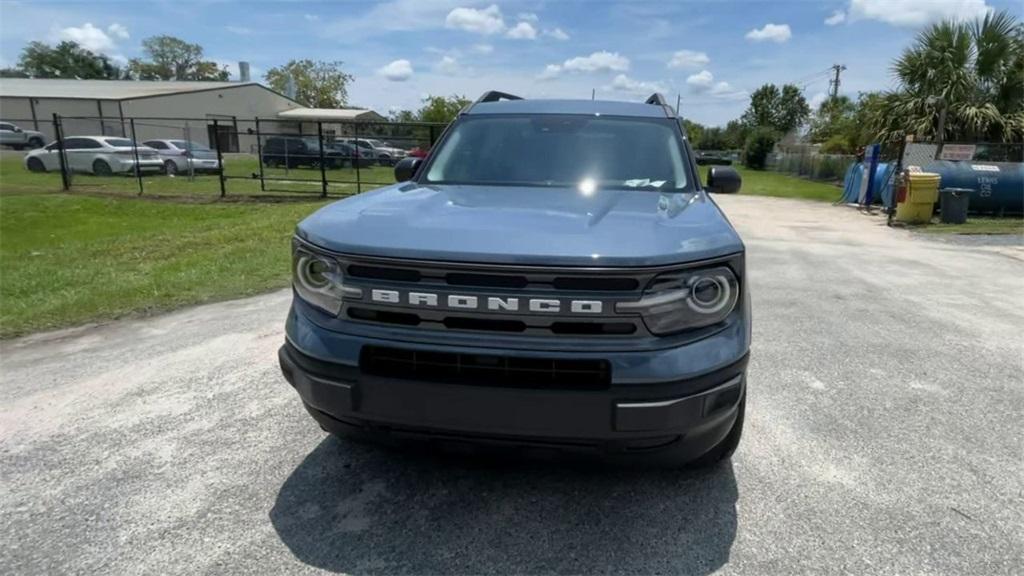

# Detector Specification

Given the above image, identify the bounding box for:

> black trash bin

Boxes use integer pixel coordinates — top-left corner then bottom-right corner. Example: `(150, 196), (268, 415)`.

(939, 187), (973, 224)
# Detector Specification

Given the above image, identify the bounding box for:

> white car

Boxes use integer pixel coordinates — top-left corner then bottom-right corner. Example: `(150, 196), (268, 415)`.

(24, 136), (164, 176)
(142, 139), (223, 175)
(0, 121), (47, 149)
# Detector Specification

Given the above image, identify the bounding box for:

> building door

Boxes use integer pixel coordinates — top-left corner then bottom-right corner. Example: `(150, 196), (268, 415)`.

(206, 123), (238, 153)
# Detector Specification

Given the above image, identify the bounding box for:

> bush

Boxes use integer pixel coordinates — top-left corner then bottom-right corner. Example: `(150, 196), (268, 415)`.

(820, 135), (854, 154)
(743, 127), (778, 169)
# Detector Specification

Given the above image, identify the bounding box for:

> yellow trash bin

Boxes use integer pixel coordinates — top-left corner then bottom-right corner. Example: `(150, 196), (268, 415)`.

(895, 172), (941, 224)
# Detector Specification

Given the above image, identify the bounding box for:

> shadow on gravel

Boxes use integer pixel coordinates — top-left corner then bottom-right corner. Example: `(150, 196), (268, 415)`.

(271, 436), (737, 575)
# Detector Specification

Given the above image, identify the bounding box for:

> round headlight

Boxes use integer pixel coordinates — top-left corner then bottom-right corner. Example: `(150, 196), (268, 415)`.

(687, 274), (732, 314)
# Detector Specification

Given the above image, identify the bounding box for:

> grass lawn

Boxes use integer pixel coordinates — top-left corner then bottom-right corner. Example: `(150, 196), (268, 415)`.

(0, 155), (340, 338)
(917, 217), (1024, 235)
(732, 166), (843, 202)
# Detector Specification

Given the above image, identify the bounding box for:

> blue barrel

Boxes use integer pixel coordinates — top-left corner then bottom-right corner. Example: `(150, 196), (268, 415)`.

(922, 161), (1024, 214)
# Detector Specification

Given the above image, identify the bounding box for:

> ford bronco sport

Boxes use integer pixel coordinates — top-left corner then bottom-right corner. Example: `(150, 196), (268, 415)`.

(279, 91), (749, 467)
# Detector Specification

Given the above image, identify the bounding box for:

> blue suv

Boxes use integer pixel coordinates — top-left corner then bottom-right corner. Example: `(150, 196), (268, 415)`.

(279, 92), (749, 467)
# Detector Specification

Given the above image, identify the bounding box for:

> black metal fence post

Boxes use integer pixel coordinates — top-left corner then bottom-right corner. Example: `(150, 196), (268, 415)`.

(53, 113), (70, 191)
(317, 121), (328, 198)
(354, 122), (362, 194)
(212, 119), (226, 197)
(255, 117), (265, 192)
(129, 118), (144, 195)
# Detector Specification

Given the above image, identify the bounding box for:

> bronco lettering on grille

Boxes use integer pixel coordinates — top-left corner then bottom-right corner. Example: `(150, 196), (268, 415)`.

(369, 289), (603, 314)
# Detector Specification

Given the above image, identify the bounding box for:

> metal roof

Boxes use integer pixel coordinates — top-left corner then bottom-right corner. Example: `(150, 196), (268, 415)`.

(277, 108), (386, 121)
(0, 79), (266, 100)
(465, 98), (672, 118)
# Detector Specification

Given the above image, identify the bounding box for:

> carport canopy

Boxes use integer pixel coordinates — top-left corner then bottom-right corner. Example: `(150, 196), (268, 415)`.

(276, 108), (386, 122)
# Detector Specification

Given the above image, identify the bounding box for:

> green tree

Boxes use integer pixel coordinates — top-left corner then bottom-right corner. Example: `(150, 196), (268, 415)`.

(868, 11), (1023, 143)
(680, 118), (704, 143)
(697, 127), (730, 150)
(415, 95), (471, 123)
(743, 127), (778, 169)
(14, 41), (123, 79)
(127, 35), (228, 81)
(722, 119), (749, 149)
(264, 60), (354, 108)
(741, 83), (810, 134)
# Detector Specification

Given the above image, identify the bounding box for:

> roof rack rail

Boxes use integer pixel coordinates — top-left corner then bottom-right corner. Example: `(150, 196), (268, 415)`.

(476, 90), (524, 104)
(461, 90), (525, 115)
(644, 92), (676, 117)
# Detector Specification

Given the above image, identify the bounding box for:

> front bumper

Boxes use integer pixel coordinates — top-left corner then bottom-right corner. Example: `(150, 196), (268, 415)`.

(279, 336), (747, 462)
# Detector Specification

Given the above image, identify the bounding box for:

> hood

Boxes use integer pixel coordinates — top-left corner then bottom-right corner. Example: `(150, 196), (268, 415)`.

(297, 183), (743, 267)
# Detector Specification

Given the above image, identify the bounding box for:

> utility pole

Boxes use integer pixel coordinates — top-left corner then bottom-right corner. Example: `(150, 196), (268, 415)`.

(829, 64), (847, 99)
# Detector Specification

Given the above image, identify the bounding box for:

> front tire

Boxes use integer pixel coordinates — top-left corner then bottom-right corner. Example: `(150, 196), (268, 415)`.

(92, 159), (113, 176)
(164, 160), (178, 176)
(26, 157), (46, 172)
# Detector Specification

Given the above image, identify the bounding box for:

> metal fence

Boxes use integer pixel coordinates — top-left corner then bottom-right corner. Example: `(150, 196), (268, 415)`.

(6, 114), (449, 198)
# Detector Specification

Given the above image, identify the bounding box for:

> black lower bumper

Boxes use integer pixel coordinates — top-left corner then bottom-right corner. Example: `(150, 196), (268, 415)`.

(279, 342), (747, 463)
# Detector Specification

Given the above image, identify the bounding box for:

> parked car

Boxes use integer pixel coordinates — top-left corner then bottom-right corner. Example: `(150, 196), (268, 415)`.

(695, 151), (733, 166)
(325, 141), (376, 168)
(339, 138), (405, 166)
(0, 122), (46, 150)
(262, 136), (351, 169)
(23, 136), (163, 175)
(279, 91), (749, 468)
(364, 138), (408, 165)
(142, 139), (223, 175)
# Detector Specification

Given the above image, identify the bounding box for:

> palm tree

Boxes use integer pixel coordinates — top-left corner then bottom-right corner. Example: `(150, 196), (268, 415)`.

(869, 10), (1023, 144)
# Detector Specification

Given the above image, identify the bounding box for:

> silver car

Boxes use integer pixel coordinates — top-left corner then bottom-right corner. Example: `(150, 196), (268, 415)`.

(23, 136), (164, 175)
(0, 121), (46, 150)
(142, 139), (223, 175)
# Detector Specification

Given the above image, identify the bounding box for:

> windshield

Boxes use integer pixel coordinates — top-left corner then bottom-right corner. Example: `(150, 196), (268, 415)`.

(424, 115), (690, 191)
(170, 140), (210, 152)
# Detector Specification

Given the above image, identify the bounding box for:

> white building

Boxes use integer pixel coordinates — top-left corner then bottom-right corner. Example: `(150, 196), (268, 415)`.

(0, 79), (386, 151)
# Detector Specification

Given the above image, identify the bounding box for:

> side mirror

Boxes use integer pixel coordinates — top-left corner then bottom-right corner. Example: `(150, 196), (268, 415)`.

(14, 127), (23, 133)
(394, 157), (423, 182)
(706, 166), (741, 194)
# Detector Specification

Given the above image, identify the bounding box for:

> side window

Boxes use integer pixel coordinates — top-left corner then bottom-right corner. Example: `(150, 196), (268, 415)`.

(145, 141), (167, 150)
(62, 138), (86, 150)
(79, 139), (104, 149)
(0, 123), (13, 131)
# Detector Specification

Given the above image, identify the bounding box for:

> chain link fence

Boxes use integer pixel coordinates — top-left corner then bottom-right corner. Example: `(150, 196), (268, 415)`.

(5, 114), (448, 199)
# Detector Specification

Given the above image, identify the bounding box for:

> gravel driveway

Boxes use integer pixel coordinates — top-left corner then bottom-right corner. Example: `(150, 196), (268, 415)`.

(2, 195), (1022, 575)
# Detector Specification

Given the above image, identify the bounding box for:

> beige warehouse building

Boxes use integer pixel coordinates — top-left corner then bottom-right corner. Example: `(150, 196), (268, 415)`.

(0, 78), (386, 152)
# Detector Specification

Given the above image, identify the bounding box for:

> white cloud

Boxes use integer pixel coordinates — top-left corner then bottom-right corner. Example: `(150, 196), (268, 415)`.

(824, 10), (846, 26)
(537, 64), (562, 80)
(543, 27), (570, 40)
(106, 23), (129, 40)
(710, 81), (746, 99)
(435, 55), (462, 75)
(667, 49), (709, 69)
(445, 5), (505, 35)
(686, 70), (715, 90)
(304, 14), (320, 22)
(848, 0), (992, 27)
(540, 51), (629, 79)
(607, 74), (666, 95)
(745, 23), (792, 43)
(809, 91), (828, 109)
(226, 25), (252, 35)
(472, 43), (494, 54)
(55, 22), (118, 53)
(562, 51), (629, 73)
(378, 59), (414, 81)
(517, 12), (538, 22)
(506, 21), (537, 40)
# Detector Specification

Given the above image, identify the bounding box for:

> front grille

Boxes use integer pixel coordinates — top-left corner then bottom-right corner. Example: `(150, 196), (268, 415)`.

(361, 346), (611, 390)
(335, 254), (668, 337)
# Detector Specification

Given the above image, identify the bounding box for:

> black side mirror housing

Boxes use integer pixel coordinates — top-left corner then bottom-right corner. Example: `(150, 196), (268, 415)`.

(394, 157), (423, 182)
(706, 166), (741, 194)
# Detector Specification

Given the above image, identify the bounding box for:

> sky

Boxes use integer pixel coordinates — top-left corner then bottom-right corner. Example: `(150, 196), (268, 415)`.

(1, 0), (1020, 126)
